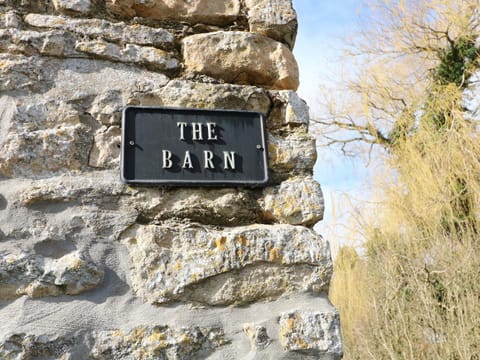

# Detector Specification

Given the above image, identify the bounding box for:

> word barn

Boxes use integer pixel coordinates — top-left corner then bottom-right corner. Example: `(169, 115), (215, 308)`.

(162, 122), (236, 171)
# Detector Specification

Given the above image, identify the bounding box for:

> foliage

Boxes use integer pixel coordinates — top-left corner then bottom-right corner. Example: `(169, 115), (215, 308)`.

(327, 0), (480, 358)
(316, 0), (480, 154)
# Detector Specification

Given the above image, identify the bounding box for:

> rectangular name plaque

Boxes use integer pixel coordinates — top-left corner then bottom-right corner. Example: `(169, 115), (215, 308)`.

(121, 106), (269, 186)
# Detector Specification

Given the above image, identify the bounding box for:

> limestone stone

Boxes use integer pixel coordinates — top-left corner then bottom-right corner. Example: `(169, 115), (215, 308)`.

(121, 223), (332, 305)
(0, 96), (91, 179)
(268, 90), (310, 129)
(75, 40), (179, 72)
(133, 187), (259, 225)
(243, 324), (271, 350)
(0, 120), (91, 178)
(268, 133), (317, 180)
(0, 333), (75, 360)
(45, 251), (104, 295)
(52, 0), (94, 14)
(0, 172), (137, 248)
(24, 14), (175, 49)
(106, 0), (240, 25)
(14, 171), (126, 208)
(279, 310), (343, 359)
(0, 28), (79, 58)
(182, 31), (299, 90)
(91, 326), (227, 359)
(245, 0), (298, 49)
(0, 252), (103, 299)
(89, 126), (121, 168)
(261, 176), (324, 226)
(0, 55), (44, 92)
(88, 90), (124, 126)
(0, 10), (21, 28)
(0, 56), (169, 177)
(0, 55), (169, 97)
(129, 79), (271, 115)
(7, 172), (256, 228)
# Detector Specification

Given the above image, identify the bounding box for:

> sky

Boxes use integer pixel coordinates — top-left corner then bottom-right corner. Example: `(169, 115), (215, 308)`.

(292, 1), (371, 254)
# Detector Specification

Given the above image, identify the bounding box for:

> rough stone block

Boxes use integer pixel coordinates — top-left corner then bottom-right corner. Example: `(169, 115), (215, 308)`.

(268, 133), (317, 179)
(0, 252), (103, 299)
(0, 121), (91, 178)
(0, 326), (226, 360)
(268, 90), (310, 129)
(0, 28), (79, 58)
(182, 31), (299, 90)
(24, 14), (175, 49)
(0, 56), (170, 177)
(121, 223), (332, 305)
(0, 10), (21, 28)
(245, 0), (298, 49)
(0, 55), (44, 92)
(75, 40), (179, 72)
(0, 334), (75, 360)
(261, 176), (324, 226)
(52, 0), (94, 15)
(129, 79), (271, 116)
(106, 0), (240, 25)
(91, 326), (227, 359)
(89, 126), (121, 168)
(279, 310), (343, 359)
(132, 187), (259, 225)
(243, 324), (271, 351)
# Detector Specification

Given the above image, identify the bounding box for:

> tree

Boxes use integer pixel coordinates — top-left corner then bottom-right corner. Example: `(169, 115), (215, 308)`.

(316, 0), (480, 154)
(326, 1), (480, 358)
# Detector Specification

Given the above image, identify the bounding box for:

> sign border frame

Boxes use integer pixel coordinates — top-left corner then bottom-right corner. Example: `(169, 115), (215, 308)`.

(120, 106), (270, 187)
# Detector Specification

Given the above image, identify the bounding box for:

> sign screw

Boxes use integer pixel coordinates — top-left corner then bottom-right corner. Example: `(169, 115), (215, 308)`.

(129, 140), (135, 146)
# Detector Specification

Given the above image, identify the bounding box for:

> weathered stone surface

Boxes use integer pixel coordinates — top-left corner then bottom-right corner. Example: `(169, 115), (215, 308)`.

(243, 324), (271, 350)
(52, 0), (94, 14)
(75, 40), (179, 71)
(0, 105), (91, 178)
(0, 252), (103, 299)
(261, 176), (324, 226)
(0, 10), (21, 28)
(0, 57), (169, 177)
(6, 172), (256, 228)
(89, 126), (121, 168)
(268, 133), (317, 180)
(0, 1), (341, 357)
(106, 0), (240, 25)
(279, 310), (343, 359)
(24, 14), (175, 49)
(14, 171), (126, 208)
(0, 97), (89, 178)
(245, 0), (298, 49)
(268, 90), (309, 129)
(182, 31), (299, 90)
(0, 333), (75, 360)
(0, 326), (226, 360)
(133, 187), (259, 225)
(0, 55), (43, 92)
(129, 79), (271, 115)
(88, 90), (124, 126)
(121, 223), (332, 305)
(0, 28), (79, 58)
(92, 326), (227, 359)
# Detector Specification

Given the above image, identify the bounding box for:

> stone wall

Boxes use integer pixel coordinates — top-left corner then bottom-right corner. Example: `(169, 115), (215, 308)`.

(0, 0), (342, 359)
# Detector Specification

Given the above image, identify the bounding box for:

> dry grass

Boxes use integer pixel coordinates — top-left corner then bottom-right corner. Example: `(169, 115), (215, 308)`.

(330, 112), (480, 359)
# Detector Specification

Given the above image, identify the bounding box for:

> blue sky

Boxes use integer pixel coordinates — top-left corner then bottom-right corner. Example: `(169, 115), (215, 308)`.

(292, 1), (370, 252)
(293, 0), (368, 186)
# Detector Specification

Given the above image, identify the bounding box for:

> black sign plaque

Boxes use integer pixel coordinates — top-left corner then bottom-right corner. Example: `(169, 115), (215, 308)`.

(121, 106), (269, 186)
